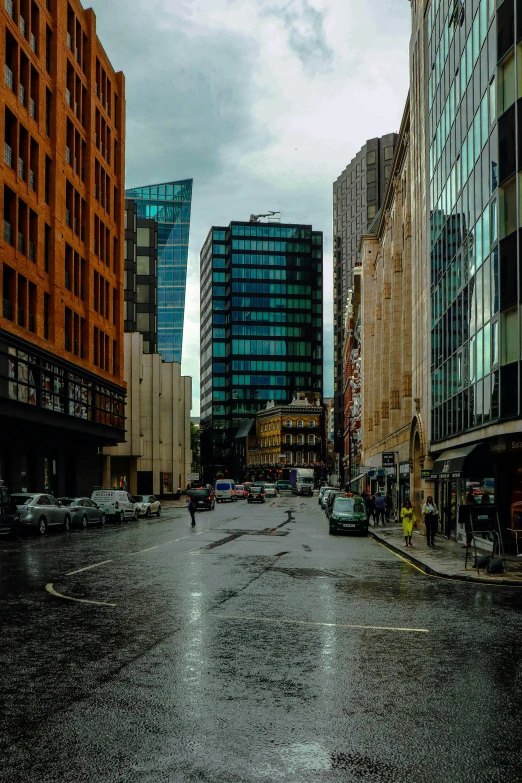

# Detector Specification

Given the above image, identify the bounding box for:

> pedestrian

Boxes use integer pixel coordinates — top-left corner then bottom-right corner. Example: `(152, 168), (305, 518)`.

(188, 493), (198, 527)
(364, 494), (375, 525)
(422, 495), (439, 546)
(400, 500), (416, 547)
(385, 492), (393, 522)
(374, 493), (386, 526)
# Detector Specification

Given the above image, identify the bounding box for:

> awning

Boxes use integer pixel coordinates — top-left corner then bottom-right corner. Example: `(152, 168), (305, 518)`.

(347, 471), (369, 485)
(430, 444), (478, 479)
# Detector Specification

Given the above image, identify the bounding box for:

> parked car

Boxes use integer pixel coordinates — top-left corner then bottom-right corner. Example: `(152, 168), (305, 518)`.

(329, 495), (368, 536)
(215, 480), (237, 503)
(321, 488), (338, 511)
(0, 484), (22, 538)
(319, 486), (336, 508)
(91, 490), (138, 523)
(11, 493), (72, 535)
(187, 488), (215, 511)
(133, 494), (161, 517)
(264, 484), (277, 498)
(325, 490), (342, 517)
(247, 486), (265, 503)
(58, 497), (106, 528)
(235, 485), (247, 498)
(276, 480), (291, 492)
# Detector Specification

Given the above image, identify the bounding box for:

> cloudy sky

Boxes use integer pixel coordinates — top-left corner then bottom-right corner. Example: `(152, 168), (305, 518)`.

(94, 0), (411, 415)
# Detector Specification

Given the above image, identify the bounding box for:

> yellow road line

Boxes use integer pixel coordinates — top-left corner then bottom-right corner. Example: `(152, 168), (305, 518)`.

(46, 582), (117, 607)
(372, 539), (429, 575)
(216, 614), (429, 633)
(66, 559), (113, 576)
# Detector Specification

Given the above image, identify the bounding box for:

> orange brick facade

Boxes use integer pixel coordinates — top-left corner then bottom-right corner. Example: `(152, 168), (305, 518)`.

(0, 0), (125, 384)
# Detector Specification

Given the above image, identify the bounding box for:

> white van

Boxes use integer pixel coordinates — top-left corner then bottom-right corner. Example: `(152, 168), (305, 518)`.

(91, 490), (137, 523)
(214, 480), (237, 503)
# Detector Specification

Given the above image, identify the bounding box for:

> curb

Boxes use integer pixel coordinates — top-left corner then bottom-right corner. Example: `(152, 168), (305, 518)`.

(368, 530), (522, 586)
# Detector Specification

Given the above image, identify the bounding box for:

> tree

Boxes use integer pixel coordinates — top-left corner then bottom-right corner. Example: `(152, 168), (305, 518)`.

(190, 422), (201, 474)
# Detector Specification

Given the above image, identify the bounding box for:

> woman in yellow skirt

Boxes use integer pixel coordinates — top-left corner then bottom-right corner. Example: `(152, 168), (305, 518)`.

(400, 499), (415, 547)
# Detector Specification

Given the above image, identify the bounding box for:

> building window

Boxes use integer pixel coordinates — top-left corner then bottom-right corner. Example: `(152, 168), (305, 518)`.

(285, 434), (292, 445)
(308, 419), (315, 427)
(285, 452), (292, 464)
(367, 151), (376, 165)
(297, 434), (305, 445)
(296, 452), (304, 465)
(308, 434), (315, 445)
(285, 418), (292, 427)
(384, 146), (394, 161)
(297, 419), (304, 427)
(308, 452), (315, 463)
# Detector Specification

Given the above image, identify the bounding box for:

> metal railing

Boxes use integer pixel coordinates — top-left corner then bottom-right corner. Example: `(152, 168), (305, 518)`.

(66, 32), (72, 49)
(66, 146), (71, 164)
(4, 0), (13, 18)
(65, 208), (71, 227)
(5, 64), (13, 90)
(29, 170), (36, 190)
(19, 16), (25, 36)
(4, 142), (13, 166)
(30, 33), (36, 52)
(19, 83), (25, 106)
(65, 88), (71, 106)
(29, 240), (36, 261)
(29, 98), (36, 118)
(18, 157), (24, 179)
(18, 232), (25, 254)
(3, 220), (13, 244)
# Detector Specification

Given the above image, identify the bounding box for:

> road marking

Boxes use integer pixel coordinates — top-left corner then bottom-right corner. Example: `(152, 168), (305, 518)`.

(127, 545), (160, 555)
(216, 614), (429, 633)
(372, 539), (429, 575)
(66, 559), (113, 576)
(46, 583), (117, 607)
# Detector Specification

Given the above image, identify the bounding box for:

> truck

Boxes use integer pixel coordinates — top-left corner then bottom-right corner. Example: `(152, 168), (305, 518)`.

(290, 468), (315, 496)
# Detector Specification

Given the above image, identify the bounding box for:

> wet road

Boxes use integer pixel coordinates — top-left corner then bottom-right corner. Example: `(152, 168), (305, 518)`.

(1, 494), (522, 782)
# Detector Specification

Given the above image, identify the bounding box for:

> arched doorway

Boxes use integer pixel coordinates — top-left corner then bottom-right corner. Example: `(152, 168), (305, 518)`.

(409, 414), (428, 522)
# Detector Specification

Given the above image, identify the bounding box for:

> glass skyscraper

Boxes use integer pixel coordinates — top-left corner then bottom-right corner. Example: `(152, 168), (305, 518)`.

(199, 220), (323, 482)
(125, 180), (193, 363)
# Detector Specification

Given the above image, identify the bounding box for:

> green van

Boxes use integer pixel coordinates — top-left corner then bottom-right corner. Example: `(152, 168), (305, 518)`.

(329, 495), (368, 536)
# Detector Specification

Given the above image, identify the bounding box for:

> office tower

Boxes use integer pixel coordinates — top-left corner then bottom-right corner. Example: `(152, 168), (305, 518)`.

(332, 135), (397, 446)
(125, 180), (192, 363)
(0, 0), (125, 495)
(200, 219), (323, 481)
(124, 198), (158, 354)
(409, 0), (522, 538)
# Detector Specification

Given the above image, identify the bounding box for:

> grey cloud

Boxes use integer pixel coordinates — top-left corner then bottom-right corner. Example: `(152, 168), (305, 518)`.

(94, 0), (270, 188)
(259, 0), (333, 73)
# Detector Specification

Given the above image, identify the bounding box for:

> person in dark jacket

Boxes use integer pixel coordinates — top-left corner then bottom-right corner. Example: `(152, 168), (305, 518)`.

(365, 494), (375, 525)
(374, 493), (386, 526)
(188, 494), (199, 526)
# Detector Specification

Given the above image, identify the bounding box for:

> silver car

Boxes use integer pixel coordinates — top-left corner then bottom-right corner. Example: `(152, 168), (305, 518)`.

(12, 493), (72, 535)
(58, 497), (106, 528)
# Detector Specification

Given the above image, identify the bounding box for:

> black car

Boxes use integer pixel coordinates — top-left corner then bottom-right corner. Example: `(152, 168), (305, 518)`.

(247, 486), (265, 503)
(188, 488), (215, 511)
(0, 484), (22, 538)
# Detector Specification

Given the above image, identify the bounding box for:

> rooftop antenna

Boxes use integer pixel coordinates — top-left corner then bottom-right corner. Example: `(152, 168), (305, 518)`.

(249, 211), (281, 223)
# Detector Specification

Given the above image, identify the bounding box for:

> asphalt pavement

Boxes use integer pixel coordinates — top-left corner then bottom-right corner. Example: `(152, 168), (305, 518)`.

(1, 493), (522, 782)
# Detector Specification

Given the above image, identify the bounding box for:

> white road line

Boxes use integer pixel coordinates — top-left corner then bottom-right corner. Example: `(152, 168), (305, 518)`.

(127, 545), (160, 555)
(216, 614), (429, 633)
(66, 559), (113, 576)
(46, 583), (117, 607)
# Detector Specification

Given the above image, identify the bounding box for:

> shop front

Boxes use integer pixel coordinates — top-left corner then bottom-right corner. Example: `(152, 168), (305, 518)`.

(399, 462), (411, 507)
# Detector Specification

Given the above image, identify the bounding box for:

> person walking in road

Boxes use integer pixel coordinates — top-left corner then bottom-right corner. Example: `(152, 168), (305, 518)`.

(374, 493), (386, 526)
(400, 500), (416, 547)
(188, 494), (198, 527)
(365, 494), (375, 525)
(422, 496), (439, 546)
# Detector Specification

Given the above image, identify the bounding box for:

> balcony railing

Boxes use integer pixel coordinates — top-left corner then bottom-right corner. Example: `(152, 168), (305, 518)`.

(19, 16), (25, 36)
(18, 232), (25, 254)
(65, 88), (71, 106)
(18, 157), (24, 179)
(2, 299), (13, 320)
(29, 240), (36, 261)
(66, 32), (72, 49)
(30, 33), (36, 52)
(4, 0), (13, 18)
(19, 84), (25, 106)
(4, 142), (13, 166)
(29, 170), (36, 190)
(5, 64), (13, 90)
(3, 220), (13, 245)
(29, 98), (36, 118)
(66, 146), (71, 164)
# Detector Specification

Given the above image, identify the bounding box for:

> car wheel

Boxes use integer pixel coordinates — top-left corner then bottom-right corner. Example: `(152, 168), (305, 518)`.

(63, 516), (71, 533)
(146, 507), (151, 518)
(81, 515), (88, 529)
(99, 513), (106, 527)
(157, 506), (161, 517)
(38, 517), (47, 536)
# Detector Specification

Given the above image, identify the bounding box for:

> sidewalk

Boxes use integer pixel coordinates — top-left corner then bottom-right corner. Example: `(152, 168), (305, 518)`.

(369, 522), (522, 585)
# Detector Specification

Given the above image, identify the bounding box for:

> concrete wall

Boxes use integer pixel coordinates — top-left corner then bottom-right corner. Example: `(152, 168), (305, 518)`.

(104, 333), (192, 495)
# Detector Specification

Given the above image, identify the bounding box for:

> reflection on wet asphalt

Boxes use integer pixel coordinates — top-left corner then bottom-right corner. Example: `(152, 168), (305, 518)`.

(1, 495), (522, 782)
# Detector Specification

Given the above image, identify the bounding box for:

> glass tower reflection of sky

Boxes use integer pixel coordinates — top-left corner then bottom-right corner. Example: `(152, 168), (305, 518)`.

(125, 180), (193, 363)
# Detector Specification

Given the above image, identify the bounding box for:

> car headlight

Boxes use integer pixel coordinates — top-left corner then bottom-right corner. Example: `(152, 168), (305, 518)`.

(331, 514), (340, 521)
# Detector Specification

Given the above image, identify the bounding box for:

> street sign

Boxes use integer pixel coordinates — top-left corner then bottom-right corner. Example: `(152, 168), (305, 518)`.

(368, 470), (376, 478)
(382, 452), (396, 467)
(421, 469), (432, 479)
(187, 473), (200, 481)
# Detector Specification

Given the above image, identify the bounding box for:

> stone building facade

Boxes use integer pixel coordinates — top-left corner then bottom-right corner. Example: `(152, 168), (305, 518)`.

(360, 98), (414, 511)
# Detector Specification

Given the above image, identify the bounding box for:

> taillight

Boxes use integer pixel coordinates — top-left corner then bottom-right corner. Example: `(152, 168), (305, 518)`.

(70, 507), (79, 512)
(115, 502), (119, 509)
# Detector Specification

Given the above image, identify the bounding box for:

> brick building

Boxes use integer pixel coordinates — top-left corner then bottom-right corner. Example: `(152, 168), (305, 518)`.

(0, 0), (126, 495)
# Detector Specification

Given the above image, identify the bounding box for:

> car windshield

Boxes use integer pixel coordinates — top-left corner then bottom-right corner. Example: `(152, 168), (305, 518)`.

(250, 487), (262, 493)
(134, 496), (144, 502)
(217, 483), (231, 490)
(333, 498), (365, 513)
(236, 486), (244, 491)
(11, 494), (34, 505)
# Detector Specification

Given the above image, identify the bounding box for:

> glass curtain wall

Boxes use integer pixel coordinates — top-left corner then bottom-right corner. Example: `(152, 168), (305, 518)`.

(125, 180), (192, 363)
